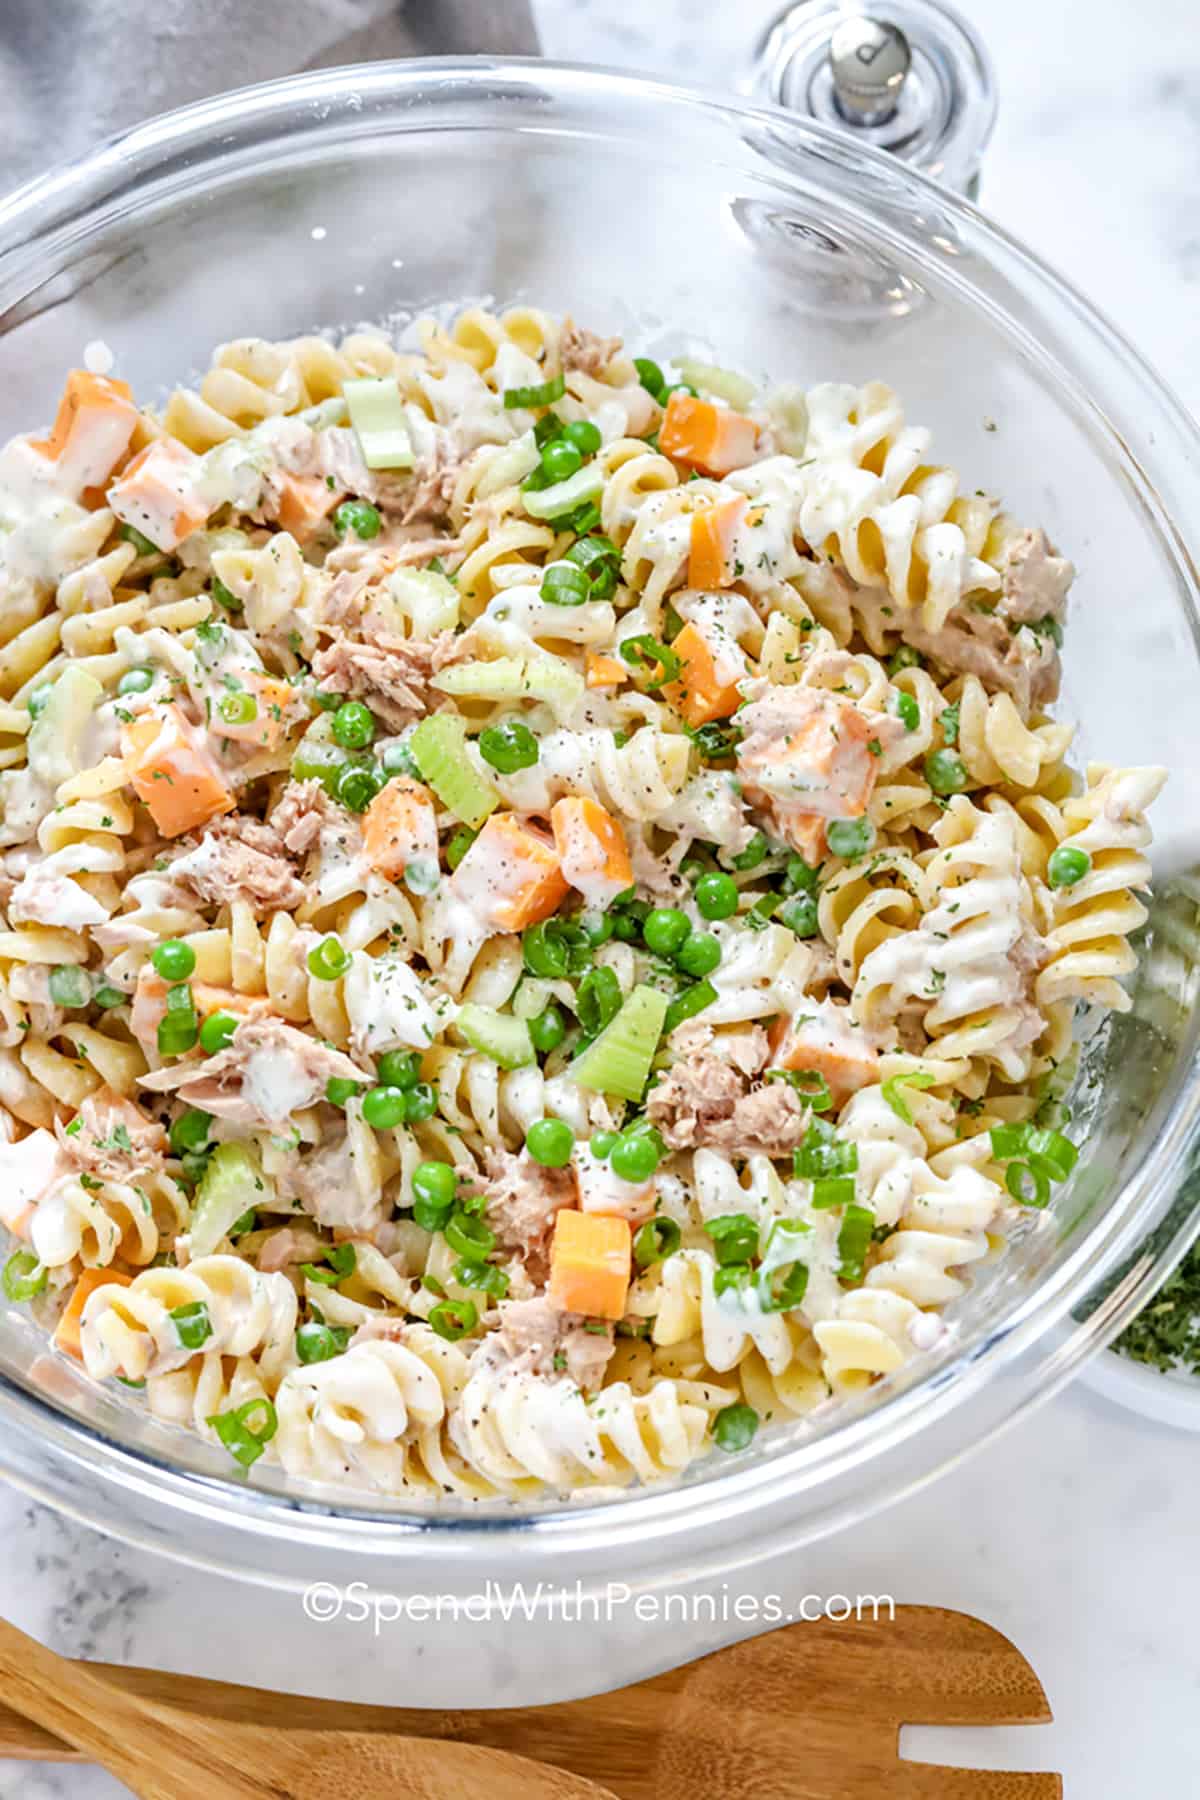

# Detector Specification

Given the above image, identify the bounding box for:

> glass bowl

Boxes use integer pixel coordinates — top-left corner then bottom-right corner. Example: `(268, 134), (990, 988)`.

(1, 58), (1199, 1663)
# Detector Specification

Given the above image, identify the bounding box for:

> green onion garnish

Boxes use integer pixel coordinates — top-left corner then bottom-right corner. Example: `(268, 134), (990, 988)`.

(706, 1213), (759, 1266)
(503, 373), (566, 410)
(619, 634), (682, 689)
(836, 1203), (875, 1282)
(766, 1069), (833, 1112)
(633, 1217), (681, 1267)
(169, 1301), (213, 1351)
(881, 1071), (937, 1125)
(207, 1397), (278, 1468)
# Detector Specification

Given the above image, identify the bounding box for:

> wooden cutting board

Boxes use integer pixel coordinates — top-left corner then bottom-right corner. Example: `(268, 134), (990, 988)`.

(0, 1605), (1061, 1797)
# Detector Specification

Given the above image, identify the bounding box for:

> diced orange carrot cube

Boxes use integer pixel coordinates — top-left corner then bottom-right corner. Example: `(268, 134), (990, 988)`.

(585, 654), (628, 690)
(550, 796), (633, 907)
(688, 495), (747, 590)
(659, 392), (759, 476)
(121, 706), (235, 838)
(450, 813), (568, 933)
(107, 438), (210, 551)
(735, 690), (877, 851)
(211, 673), (297, 752)
(768, 1004), (879, 1107)
(275, 473), (344, 542)
(661, 620), (742, 727)
(362, 777), (439, 881)
(548, 1209), (632, 1320)
(53, 1267), (132, 1362)
(191, 983), (273, 1022)
(31, 370), (139, 497)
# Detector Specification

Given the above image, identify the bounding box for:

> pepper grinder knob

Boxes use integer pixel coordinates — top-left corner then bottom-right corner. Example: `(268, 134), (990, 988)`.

(829, 16), (911, 126)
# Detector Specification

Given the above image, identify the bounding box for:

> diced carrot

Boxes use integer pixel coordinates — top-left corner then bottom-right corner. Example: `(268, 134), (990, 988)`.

(550, 797), (633, 907)
(107, 438), (209, 552)
(585, 654), (628, 690)
(275, 473), (344, 542)
(736, 691), (877, 853)
(121, 706), (235, 838)
(450, 812), (568, 933)
(688, 495), (747, 590)
(211, 673), (297, 752)
(191, 983), (274, 1022)
(30, 370), (139, 497)
(768, 1005), (879, 1107)
(53, 1267), (132, 1362)
(659, 392), (759, 476)
(548, 1209), (632, 1320)
(362, 777), (439, 881)
(661, 621), (741, 727)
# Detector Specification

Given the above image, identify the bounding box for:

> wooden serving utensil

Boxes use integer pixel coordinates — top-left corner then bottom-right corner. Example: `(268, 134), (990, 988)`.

(0, 1615), (618, 1800)
(0, 1606), (1059, 1797)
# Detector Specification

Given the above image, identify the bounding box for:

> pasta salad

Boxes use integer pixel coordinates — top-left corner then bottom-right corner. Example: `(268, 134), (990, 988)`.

(0, 306), (1164, 1498)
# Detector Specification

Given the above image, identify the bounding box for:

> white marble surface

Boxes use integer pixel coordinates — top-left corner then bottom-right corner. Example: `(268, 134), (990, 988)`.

(4, 0), (1200, 1793)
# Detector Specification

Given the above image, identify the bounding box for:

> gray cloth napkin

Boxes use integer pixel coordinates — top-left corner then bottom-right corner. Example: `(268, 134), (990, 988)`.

(0, 0), (539, 190)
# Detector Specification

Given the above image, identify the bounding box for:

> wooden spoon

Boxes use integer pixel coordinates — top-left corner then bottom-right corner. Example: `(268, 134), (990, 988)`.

(0, 1615), (618, 1800)
(0, 1606), (1060, 1797)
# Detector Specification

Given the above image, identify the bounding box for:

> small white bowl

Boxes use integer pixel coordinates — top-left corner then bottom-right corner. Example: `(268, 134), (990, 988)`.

(1079, 1347), (1200, 1431)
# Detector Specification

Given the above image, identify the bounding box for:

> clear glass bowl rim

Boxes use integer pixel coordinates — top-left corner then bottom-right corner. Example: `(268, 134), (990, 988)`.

(0, 56), (1198, 1592)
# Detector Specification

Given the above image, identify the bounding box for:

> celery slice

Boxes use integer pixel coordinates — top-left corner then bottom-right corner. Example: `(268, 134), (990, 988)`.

(386, 567), (459, 636)
(433, 655), (583, 722)
(191, 1142), (274, 1258)
(571, 984), (670, 1101)
(409, 714), (498, 830)
(522, 464), (604, 521)
(673, 359), (757, 411)
(457, 1003), (534, 1070)
(28, 665), (103, 787)
(343, 378), (414, 471)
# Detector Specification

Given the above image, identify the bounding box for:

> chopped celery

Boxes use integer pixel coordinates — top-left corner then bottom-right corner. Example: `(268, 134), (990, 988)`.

(191, 1142), (274, 1258)
(27, 666), (102, 788)
(386, 566), (459, 636)
(571, 984), (670, 1101)
(673, 359), (757, 411)
(457, 1003), (535, 1070)
(343, 377), (414, 471)
(521, 464), (604, 521)
(433, 655), (583, 721)
(409, 714), (498, 830)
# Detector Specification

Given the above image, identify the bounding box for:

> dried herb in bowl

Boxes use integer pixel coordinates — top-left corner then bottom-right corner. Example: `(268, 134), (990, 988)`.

(1113, 1242), (1200, 1375)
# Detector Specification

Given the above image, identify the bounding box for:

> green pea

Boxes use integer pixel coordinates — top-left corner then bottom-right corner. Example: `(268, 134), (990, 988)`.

(412, 1160), (457, 1211)
(376, 1050), (422, 1090)
(713, 1403), (759, 1452)
(333, 499), (382, 540)
(694, 871), (739, 921)
(525, 1118), (575, 1168)
(117, 667), (155, 696)
(562, 419), (602, 456)
(924, 749), (969, 797)
(826, 818), (875, 861)
(779, 893), (819, 938)
(169, 1108), (213, 1155)
(331, 700), (376, 750)
(643, 907), (691, 958)
(675, 932), (721, 977)
(362, 1086), (407, 1130)
(1048, 846), (1091, 889)
(528, 1005), (566, 1053)
(610, 1130), (659, 1183)
(151, 939), (196, 982)
(198, 1009), (238, 1054)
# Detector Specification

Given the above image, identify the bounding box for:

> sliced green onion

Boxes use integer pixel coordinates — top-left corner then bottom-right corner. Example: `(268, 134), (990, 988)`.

(619, 634), (682, 690)
(811, 1175), (856, 1210)
(633, 358), (665, 399)
(706, 1213), (759, 1266)
(3, 1249), (46, 1302)
(663, 979), (717, 1035)
(93, 984), (127, 1009)
(504, 373), (566, 410)
(207, 1397), (278, 1468)
(890, 689), (920, 731)
(453, 1260), (510, 1298)
(169, 1300), (213, 1351)
(793, 1119), (859, 1180)
(429, 1297), (479, 1340)
(766, 1068), (832, 1112)
(633, 1217), (681, 1267)
(882, 1071), (937, 1125)
(218, 691), (257, 727)
(1005, 1161), (1051, 1208)
(836, 1203), (875, 1282)
(541, 563), (592, 606)
(577, 965), (623, 1037)
(307, 935), (351, 981)
(445, 1210), (496, 1259)
(296, 1320), (352, 1364)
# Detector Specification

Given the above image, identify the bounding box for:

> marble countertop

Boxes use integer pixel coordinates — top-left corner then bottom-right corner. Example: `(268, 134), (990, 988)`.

(4, 1), (1200, 1794)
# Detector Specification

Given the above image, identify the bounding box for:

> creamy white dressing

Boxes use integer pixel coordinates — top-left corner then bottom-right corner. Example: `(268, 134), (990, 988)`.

(242, 1044), (319, 1125)
(0, 1129), (68, 1236)
(343, 950), (437, 1057)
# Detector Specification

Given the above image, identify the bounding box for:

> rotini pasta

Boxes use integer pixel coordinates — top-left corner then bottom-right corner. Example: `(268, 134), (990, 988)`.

(0, 307), (1162, 1501)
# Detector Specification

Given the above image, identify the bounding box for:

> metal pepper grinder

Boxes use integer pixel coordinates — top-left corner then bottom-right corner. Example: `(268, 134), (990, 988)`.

(741, 0), (996, 197)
